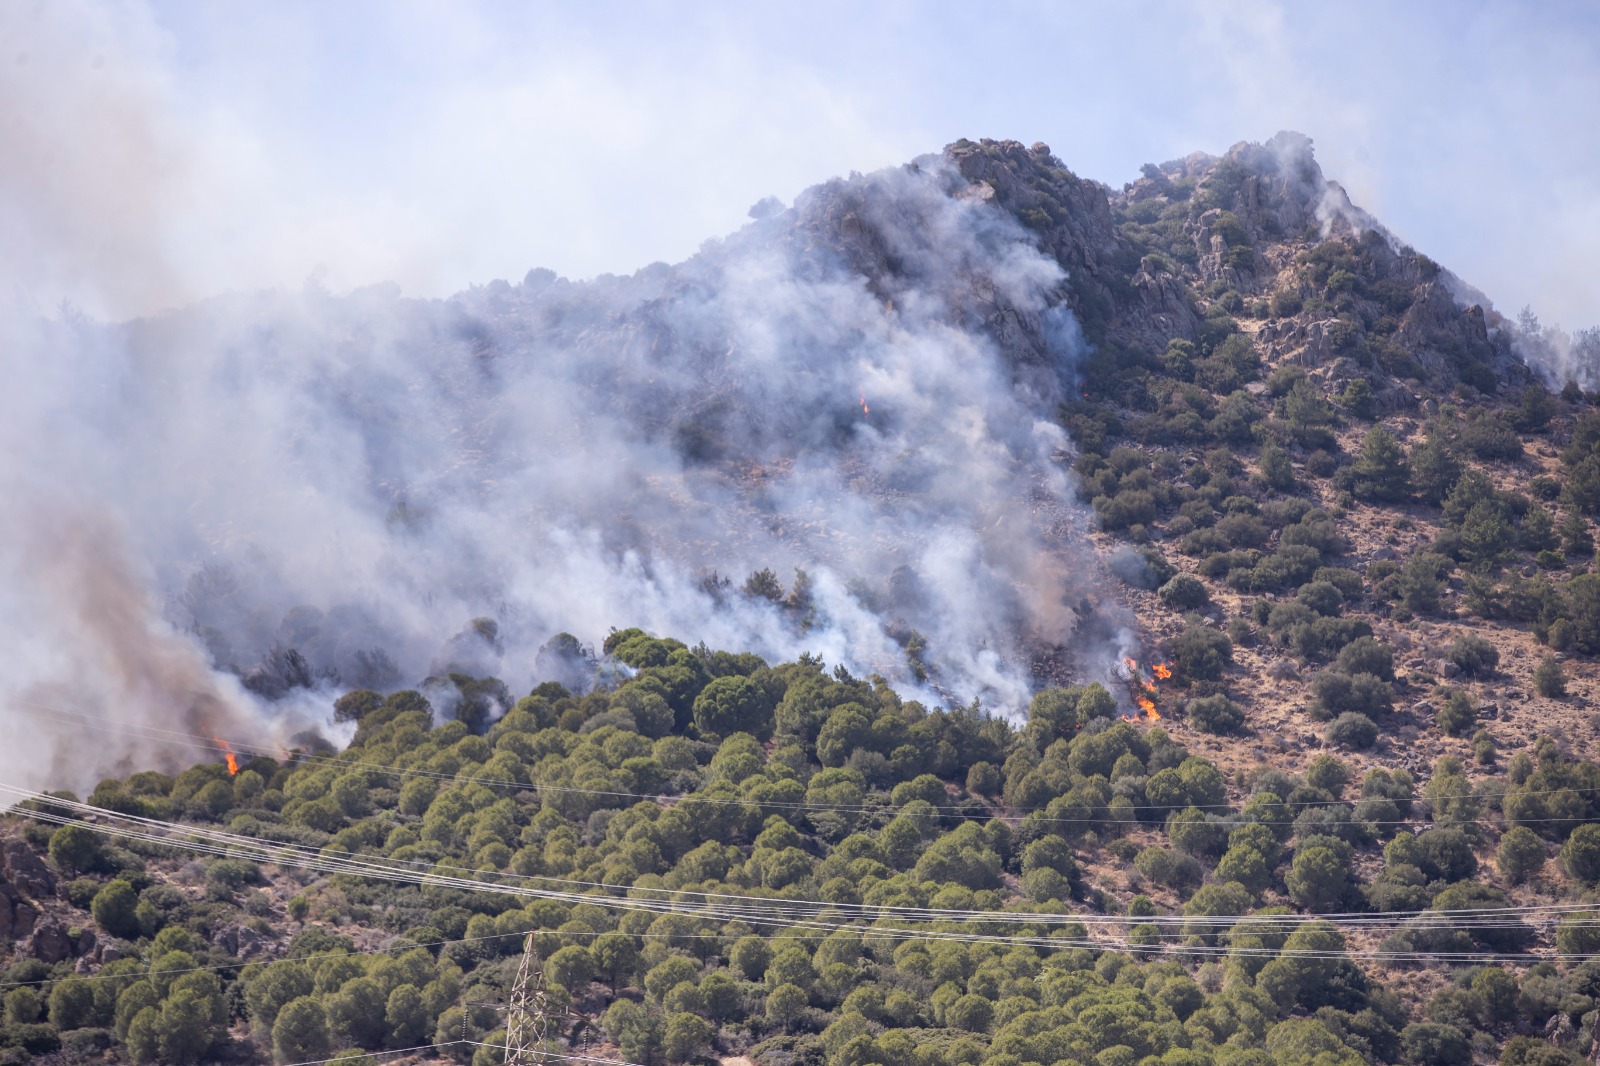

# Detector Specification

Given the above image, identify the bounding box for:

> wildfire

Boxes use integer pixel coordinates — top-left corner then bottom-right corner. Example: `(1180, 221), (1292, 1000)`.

(1120, 657), (1164, 721)
(860, 395), (870, 416)
(213, 737), (240, 776)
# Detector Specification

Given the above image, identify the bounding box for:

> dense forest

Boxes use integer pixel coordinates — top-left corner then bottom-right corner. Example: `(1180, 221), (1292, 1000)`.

(3, 134), (1600, 1066)
(4, 609), (1600, 1066)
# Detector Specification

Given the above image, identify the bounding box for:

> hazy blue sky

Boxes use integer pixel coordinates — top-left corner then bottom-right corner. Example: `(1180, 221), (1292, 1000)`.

(4, 1), (1597, 329)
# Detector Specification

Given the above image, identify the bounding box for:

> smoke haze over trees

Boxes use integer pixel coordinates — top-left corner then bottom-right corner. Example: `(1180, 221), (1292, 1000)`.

(0, 148), (1121, 789)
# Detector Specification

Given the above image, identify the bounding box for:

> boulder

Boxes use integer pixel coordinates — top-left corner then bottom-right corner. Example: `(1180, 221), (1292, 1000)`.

(9, 898), (37, 941)
(27, 918), (73, 963)
(0, 839), (55, 899)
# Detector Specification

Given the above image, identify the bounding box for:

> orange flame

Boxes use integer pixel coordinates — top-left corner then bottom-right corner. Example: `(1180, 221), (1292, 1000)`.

(860, 395), (870, 416)
(1122, 657), (1163, 720)
(213, 737), (239, 775)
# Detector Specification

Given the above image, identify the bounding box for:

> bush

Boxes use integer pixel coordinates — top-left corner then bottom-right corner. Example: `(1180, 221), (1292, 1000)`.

(663, 1012), (712, 1063)
(1158, 574), (1210, 609)
(1310, 669), (1392, 720)
(1350, 426), (1411, 502)
(1304, 755), (1351, 795)
(1534, 657), (1567, 698)
(946, 994), (994, 1033)
(1334, 636), (1394, 681)
(692, 675), (774, 739)
(1133, 846), (1203, 889)
(91, 880), (142, 940)
(1186, 694), (1245, 735)
(1460, 410), (1523, 461)
(1446, 636), (1499, 678)
(1166, 808), (1230, 860)
(1501, 1038), (1587, 1066)
(965, 762), (1000, 797)
(1285, 843), (1356, 911)
(274, 996), (331, 1065)
(1498, 826), (1546, 885)
(1555, 914), (1600, 958)
(1171, 625), (1233, 681)
(1436, 690), (1475, 737)
(1563, 824), (1600, 883)
(1326, 713), (1378, 750)
(1400, 1022), (1471, 1066)
(48, 824), (106, 876)
(1394, 553), (1450, 614)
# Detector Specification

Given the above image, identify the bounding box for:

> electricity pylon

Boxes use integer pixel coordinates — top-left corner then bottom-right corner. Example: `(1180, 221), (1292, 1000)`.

(502, 933), (553, 1066)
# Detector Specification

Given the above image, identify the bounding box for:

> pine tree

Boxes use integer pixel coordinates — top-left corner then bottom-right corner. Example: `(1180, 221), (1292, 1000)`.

(1534, 656), (1568, 698)
(1350, 426), (1411, 502)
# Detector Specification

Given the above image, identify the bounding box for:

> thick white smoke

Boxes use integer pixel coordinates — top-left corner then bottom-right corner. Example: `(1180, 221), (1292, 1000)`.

(0, 151), (1123, 790)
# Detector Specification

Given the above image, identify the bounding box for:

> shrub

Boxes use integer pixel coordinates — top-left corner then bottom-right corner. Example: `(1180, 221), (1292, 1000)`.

(663, 1012), (713, 1063)
(1563, 824), (1600, 883)
(946, 994), (994, 1033)
(1171, 625), (1233, 681)
(1285, 843), (1357, 911)
(1534, 656), (1567, 698)
(1334, 636), (1394, 681)
(48, 824), (106, 876)
(1259, 443), (1298, 492)
(1215, 844), (1273, 894)
(1555, 914), (1600, 957)
(1409, 436), (1462, 506)
(1310, 669), (1392, 720)
(1304, 755), (1351, 795)
(1186, 694), (1245, 735)
(1436, 690), (1475, 737)
(274, 997), (331, 1065)
(1501, 1037), (1587, 1066)
(1133, 846), (1203, 889)
(965, 762), (1000, 797)
(1166, 808), (1230, 860)
(1498, 826), (1546, 885)
(91, 880), (142, 940)
(1446, 635), (1499, 677)
(1350, 426), (1411, 502)
(691, 676), (772, 739)
(1158, 574), (1210, 609)
(1096, 489), (1158, 531)
(1326, 713), (1378, 750)
(1460, 410), (1523, 461)
(1394, 553), (1450, 614)
(1473, 729), (1496, 765)
(1399, 1022), (1471, 1066)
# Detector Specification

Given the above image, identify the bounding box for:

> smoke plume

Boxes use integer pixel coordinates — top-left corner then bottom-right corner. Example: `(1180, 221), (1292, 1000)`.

(1, 150), (1128, 790)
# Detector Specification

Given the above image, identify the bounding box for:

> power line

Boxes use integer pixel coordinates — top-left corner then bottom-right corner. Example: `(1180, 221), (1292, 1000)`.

(9, 781), (1582, 932)
(4, 784), (1592, 966)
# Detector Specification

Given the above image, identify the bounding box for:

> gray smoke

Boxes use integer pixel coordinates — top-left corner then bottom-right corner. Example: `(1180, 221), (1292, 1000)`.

(1510, 308), (1600, 390)
(0, 154), (1126, 791)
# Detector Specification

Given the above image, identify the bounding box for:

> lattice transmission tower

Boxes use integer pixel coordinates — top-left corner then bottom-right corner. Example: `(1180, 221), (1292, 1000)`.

(501, 933), (554, 1066)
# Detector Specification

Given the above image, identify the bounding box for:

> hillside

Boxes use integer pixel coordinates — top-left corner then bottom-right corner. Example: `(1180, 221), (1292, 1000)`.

(2, 133), (1600, 1066)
